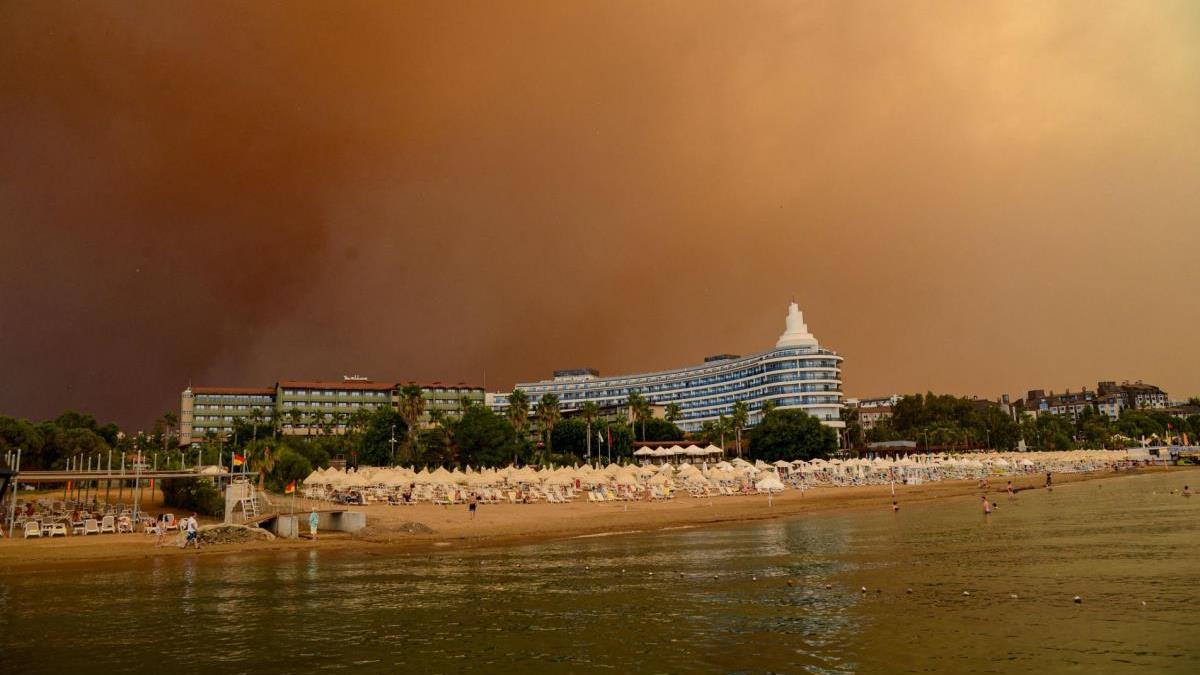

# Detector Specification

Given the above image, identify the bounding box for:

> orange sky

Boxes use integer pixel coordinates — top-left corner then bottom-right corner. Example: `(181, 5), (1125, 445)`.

(2, 1), (1198, 428)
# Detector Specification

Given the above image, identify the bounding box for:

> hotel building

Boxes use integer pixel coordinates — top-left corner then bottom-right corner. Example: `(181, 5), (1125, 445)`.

(490, 302), (844, 433)
(180, 378), (485, 445)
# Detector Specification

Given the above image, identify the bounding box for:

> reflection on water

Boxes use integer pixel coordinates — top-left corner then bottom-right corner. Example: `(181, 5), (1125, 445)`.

(1, 470), (1197, 674)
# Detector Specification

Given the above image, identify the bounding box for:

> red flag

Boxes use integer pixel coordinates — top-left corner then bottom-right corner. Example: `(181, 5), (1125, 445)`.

(232, 453), (246, 467)
(284, 480), (296, 494)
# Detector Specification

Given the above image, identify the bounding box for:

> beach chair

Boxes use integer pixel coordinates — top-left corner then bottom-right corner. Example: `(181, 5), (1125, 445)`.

(49, 522), (68, 537)
(162, 514), (179, 532)
(71, 517), (86, 535)
(84, 518), (100, 535)
(117, 516), (133, 534)
(99, 515), (116, 534)
(24, 521), (41, 539)
(142, 518), (160, 535)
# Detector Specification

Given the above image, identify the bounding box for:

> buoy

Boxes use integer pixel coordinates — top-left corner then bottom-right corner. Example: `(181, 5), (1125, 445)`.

(1074, 596), (1082, 604)
(906, 588), (913, 594)
(584, 565), (589, 570)
(1141, 601), (1147, 607)
(861, 586), (868, 593)
(752, 576), (758, 582)
(712, 575), (719, 580)
(1010, 594), (1019, 599)
(679, 572), (684, 578)
(648, 571), (654, 576)
(963, 591), (971, 596)
(824, 584), (831, 589)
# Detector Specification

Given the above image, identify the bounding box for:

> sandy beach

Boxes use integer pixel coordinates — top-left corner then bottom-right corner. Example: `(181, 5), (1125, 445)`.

(1, 466), (1188, 574)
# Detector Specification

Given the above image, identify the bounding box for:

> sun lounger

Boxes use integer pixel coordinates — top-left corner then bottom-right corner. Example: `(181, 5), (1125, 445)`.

(24, 521), (42, 538)
(99, 515), (116, 534)
(117, 517), (133, 534)
(49, 522), (68, 537)
(162, 514), (178, 532)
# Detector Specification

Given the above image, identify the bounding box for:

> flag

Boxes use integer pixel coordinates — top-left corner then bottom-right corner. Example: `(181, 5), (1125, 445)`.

(284, 480), (296, 494)
(232, 453), (245, 467)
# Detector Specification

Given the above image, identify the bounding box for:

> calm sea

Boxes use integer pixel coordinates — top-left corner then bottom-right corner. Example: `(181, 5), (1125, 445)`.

(1, 469), (1197, 674)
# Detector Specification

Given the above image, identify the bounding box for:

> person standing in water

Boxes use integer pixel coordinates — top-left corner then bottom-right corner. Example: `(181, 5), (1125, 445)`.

(892, 501), (900, 512)
(981, 495), (992, 515)
(1007, 480), (1015, 500)
(309, 508), (319, 541)
(1045, 471), (1053, 491)
(1184, 485), (1192, 497)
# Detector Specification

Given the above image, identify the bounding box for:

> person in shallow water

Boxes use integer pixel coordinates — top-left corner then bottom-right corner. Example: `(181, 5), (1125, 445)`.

(1184, 485), (1192, 497)
(892, 501), (899, 512)
(1007, 481), (1014, 499)
(309, 508), (319, 540)
(981, 495), (992, 515)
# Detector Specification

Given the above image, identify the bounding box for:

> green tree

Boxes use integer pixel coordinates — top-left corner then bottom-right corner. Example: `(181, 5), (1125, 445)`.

(268, 447), (313, 492)
(536, 393), (561, 464)
(730, 401), (749, 458)
(627, 393), (652, 441)
(506, 389), (530, 462)
(457, 406), (520, 467)
(550, 418), (589, 460)
(359, 406), (407, 466)
(664, 403), (682, 424)
(638, 418), (685, 442)
(748, 408), (837, 462)
(580, 401), (600, 463)
(398, 383), (426, 462)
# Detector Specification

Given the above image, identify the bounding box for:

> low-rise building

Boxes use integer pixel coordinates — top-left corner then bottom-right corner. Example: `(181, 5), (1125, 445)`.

(180, 377), (484, 445)
(1015, 380), (1170, 421)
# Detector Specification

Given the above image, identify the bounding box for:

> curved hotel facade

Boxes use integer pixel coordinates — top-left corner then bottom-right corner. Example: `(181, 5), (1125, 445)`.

(494, 302), (844, 433)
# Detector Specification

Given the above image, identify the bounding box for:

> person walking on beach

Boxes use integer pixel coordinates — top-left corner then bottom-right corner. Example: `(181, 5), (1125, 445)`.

(469, 494), (479, 519)
(155, 513), (167, 547)
(1007, 481), (1014, 500)
(309, 508), (319, 540)
(185, 513), (201, 550)
(981, 495), (992, 515)
(1045, 471), (1053, 491)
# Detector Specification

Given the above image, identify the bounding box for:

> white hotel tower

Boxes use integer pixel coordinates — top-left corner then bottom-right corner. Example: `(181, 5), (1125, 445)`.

(492, 302), (844, 432)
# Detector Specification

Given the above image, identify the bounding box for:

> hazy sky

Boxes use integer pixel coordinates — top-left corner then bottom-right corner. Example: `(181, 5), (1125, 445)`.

(2, 1), (1198, 429)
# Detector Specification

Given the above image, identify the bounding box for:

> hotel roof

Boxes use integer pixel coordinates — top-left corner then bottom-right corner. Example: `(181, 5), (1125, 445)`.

(190, 386), (276, 395)
(279, 380), (397, 391)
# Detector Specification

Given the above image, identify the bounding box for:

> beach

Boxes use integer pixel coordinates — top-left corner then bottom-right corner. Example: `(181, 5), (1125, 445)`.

(2, 466), (1186, 574)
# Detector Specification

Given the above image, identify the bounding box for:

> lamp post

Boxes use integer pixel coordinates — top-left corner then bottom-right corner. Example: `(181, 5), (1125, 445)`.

(389, 425), (397, 466)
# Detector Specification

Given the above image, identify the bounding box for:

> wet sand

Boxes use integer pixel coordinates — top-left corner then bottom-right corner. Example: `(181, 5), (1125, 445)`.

(0, 466), (1186, 574)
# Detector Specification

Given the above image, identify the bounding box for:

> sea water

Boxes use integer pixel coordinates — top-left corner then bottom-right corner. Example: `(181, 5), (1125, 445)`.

(1, 469), (1196, 674)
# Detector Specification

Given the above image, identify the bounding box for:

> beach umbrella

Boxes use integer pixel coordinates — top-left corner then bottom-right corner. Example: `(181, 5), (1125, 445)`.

(755, 476), (784, 492)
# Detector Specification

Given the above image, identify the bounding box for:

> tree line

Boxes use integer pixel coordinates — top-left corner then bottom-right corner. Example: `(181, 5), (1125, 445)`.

(848, 392), (1200, 452)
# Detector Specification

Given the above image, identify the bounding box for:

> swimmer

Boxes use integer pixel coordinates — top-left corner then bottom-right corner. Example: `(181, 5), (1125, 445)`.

(892, 500), (900, 512)
(1184, 485), (1192, 497)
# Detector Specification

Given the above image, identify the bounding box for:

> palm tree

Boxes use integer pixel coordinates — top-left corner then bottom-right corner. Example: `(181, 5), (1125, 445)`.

(249, 407), (264, 441)
(537, 393), (561, 464)
(627, 393), (651, 441)
(256, 443), (275, 493)
(286, 408), (303, 435)
(506, 389), (530, 464)
(717, 414), (730, 451)
(731, 401), (748, 458)
(399, 383), (426, 462)
(581, 401), (600, 463)
(161, 411), (178, 451)
(665, 402), (681, 424)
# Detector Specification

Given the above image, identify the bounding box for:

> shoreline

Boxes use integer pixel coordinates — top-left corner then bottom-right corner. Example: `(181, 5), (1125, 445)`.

(2, 466), (1192, 575)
